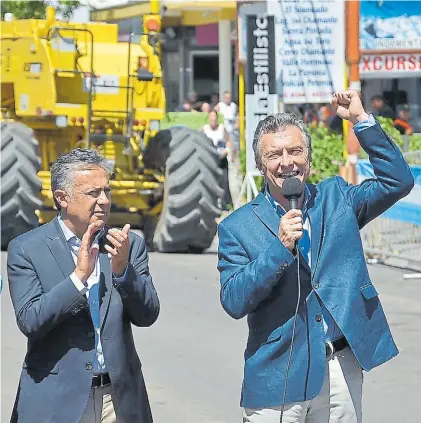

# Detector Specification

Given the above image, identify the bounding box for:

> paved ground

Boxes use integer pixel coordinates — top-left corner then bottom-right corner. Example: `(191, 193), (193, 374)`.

(1, 237), (420, 423)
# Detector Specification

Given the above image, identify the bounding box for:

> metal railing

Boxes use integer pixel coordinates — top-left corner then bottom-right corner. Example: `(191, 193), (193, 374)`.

(360, 150), (421, 272)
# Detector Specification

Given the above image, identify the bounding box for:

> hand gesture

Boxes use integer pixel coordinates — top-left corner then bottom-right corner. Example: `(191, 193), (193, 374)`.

(331, 90), (369, 125)
(75, 221), (103, 284)
(105, 224), (131, 277)
(279, 209), (303, 252)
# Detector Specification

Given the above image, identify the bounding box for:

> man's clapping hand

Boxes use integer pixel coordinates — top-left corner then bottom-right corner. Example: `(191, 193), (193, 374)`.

(105, 224), (131, 277)
(74, 221), (103, 284)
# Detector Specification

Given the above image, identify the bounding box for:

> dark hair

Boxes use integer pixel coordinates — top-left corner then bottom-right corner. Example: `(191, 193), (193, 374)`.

(371, 95), (384, 102)
(252, 113), (312, 170)
(50, 148), (114, 210)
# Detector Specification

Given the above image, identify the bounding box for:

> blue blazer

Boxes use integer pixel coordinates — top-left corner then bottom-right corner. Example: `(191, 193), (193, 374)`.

(217, 122), (414, 409)
(7, 217), (160, 423)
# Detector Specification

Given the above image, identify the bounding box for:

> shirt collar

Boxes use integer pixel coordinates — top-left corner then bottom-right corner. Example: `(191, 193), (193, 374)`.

(58, 215), (79, 243)
(264, 181), (311, 218)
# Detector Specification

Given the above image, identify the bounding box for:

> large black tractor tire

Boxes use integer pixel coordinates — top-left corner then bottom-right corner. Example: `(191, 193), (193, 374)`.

(1, 122), (42, 249)
(144, 127), (223, 253)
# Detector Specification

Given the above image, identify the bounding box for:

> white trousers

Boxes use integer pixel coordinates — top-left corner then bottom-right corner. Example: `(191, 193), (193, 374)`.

(79, 383), (120, 423)
(243, 347), (363, 423)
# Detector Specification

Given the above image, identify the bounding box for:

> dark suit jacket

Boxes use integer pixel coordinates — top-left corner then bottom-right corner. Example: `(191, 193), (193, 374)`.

(217, 122), (414, 409)
(7, 217), (160, 423)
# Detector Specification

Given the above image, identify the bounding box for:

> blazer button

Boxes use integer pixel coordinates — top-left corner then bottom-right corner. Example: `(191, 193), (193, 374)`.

(313, 283), (320, 289)
(315, 314), (322, 322)
(86, 362), (93, 371)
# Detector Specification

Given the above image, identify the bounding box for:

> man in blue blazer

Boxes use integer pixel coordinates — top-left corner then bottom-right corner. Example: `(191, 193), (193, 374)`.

(217, 90), (414, 422)
(7, 148), (160, 423)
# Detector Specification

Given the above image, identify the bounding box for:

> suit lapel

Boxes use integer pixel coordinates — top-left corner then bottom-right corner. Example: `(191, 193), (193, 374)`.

(46, 217), (76, 278)
(252, 192), (280, 237)
(306, 184), (324, 276)
(99, 252), (112, 329)
(253, 186), (326, 276)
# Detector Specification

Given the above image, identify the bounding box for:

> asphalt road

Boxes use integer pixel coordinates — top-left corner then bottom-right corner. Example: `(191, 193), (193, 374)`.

(1, 237), (420, 423)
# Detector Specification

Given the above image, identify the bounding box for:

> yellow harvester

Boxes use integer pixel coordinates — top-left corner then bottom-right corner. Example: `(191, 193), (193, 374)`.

(1, 4), (223, 252)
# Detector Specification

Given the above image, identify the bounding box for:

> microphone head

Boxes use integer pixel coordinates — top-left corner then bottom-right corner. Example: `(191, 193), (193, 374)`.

(282, 177), (303, 199)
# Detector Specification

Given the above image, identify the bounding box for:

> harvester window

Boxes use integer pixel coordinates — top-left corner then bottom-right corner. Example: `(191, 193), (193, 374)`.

(138, 57), (149, 70)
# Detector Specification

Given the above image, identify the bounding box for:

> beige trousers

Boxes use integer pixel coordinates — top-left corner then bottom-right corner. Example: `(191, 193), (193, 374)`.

(79, 383), (120, 423)
(243, 347), (363, 423)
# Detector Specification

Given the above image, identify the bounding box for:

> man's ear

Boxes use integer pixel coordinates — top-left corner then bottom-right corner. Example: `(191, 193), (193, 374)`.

(54, 190), (69, 209)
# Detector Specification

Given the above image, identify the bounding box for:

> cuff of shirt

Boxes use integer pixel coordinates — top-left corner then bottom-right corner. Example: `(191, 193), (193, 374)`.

(353, 114), (376, 133)
(70, 272), (88, 294)
(113, 265), (129, 283)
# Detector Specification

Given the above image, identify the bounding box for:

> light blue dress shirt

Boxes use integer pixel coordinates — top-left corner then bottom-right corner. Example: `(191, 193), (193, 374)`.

(352, 113), (377, 133)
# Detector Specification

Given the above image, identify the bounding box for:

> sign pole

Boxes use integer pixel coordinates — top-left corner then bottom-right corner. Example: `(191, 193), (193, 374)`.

(345, 0), (361, 184)
(235, 12), (278, 209)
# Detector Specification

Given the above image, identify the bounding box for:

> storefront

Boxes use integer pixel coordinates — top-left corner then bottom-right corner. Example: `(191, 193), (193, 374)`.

(90, 0), (237, 111)
(359, 1), (421, 132)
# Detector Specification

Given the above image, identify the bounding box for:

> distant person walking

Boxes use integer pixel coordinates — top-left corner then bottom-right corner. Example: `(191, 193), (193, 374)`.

(216, 91), (238, 142)
(202, 111), (233, 211)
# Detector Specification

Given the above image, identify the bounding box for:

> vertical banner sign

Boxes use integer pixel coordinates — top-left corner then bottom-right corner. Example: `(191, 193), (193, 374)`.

(245, 14), (278, 174)
(268, 0), (345, 104)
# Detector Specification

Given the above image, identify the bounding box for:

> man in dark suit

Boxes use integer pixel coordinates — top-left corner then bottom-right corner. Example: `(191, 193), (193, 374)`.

(217, 90), (414, 422)
(7, 148), (160, 423)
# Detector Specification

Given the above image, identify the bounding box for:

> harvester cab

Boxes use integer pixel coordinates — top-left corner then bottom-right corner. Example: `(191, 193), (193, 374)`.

(1, 5), (223, 253)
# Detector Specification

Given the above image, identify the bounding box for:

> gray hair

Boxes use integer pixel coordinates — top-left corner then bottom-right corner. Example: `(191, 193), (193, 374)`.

(51, 148), (114, 210)
(252, 113), (312, 170)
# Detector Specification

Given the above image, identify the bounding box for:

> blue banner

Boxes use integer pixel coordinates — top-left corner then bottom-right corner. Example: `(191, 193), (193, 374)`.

(356, 159), (421, 226)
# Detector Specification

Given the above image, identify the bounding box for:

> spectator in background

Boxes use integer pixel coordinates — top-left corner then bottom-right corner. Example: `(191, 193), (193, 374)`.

(202, 110), (233, 211)
(370, 95), (395, 120)
(215, 91), (238, 142)
(188, 91), (202, 111)
(319, 104), (344, 135)
(318, 105), (333, 127)
(201, 102), (211, 113)
(210, 93), (219, 110)
(302, 105), (319, 127)
(231, 115), (241, 165)
(393, 105), (413, 136)
(176, 99), (193, 112)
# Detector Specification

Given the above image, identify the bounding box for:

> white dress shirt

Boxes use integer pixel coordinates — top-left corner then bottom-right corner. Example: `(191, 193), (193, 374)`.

(58, 217), (106, 372)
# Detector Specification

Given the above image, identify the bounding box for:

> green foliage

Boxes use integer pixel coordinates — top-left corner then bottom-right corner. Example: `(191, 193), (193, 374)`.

(162, 112), (223, 131)
(1, 1), (46, 19)
(306, 125), (345, 184)
(57, 1), (80, 19)
(239, 148), (246, 177)
(376, 116), (405, 150)
(360, 116), (421, 159)
(409, 134), (421, 152)
(1, 1), (79, 20)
